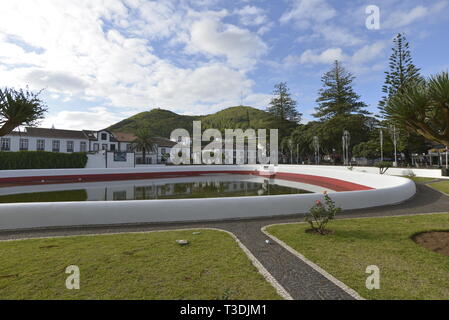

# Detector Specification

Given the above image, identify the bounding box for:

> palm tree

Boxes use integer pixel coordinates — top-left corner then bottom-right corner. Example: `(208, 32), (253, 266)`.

(385, 71), (449, 146)
(132, 128), (157, 164)
(0, 87), (47, 136)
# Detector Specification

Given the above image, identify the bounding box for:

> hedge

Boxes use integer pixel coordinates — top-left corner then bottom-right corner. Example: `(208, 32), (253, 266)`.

(0, 151), (88, 170)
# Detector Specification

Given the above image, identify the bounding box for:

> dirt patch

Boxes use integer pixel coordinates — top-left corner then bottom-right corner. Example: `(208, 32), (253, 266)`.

(413, 231), (449, 257)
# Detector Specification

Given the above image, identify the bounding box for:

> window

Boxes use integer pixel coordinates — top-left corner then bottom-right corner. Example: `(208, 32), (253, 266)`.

(20, 138), (29, 151)
(52, 140), (60, 152)
(1, 138), (10, 151)
(66, 141), (74, 153)
(101, 133), (108, 141)
(80, 141), (87, 152)
(102, 144), (108, 151)
(37, 139), (45, 151)
(110, 144), (116, 151)
(126, 143), (132, 152)
(161, 148), (166, 154)
(93, 143), (99, 151)
(113, 191), (127, 201)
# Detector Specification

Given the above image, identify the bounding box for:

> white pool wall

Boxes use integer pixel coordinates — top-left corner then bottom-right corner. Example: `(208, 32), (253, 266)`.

(0, 165), (416, 230)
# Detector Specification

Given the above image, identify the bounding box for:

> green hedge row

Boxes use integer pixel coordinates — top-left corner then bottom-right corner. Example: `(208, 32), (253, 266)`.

(0, 151), (88, 170)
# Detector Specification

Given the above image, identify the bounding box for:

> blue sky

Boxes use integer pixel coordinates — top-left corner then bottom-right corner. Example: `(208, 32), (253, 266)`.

(0, 0), (448, 130)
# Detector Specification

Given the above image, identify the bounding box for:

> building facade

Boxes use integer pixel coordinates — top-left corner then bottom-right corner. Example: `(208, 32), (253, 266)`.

(0, 127), (175, 165)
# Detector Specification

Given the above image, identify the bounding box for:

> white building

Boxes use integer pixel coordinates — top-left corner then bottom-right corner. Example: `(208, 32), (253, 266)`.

(0, 127), (176, 165)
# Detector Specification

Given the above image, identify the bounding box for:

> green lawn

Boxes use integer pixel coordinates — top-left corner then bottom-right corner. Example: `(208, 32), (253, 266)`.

(266, 214), (449, 300)
(429, 180), (449, 195)
(409, 176), (437, 183)
(0, 229), (282, 300)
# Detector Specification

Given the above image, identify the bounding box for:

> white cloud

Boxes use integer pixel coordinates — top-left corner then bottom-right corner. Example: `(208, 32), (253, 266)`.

(384, 5), (429, 28)
(41, 107), (128, 131)
(298, 48), (347, 65)
(0, 0), (269, 120)
(286, 41), (388, 74)
(235, 5), (268, 26)
(24, 69), (89, 93)
(383, 1), (449, 29)
(280, 0), (336, 28)
(187, 18), (267, 69)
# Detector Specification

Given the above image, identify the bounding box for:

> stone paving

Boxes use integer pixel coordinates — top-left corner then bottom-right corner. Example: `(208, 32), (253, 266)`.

(1, 182), (448, 300)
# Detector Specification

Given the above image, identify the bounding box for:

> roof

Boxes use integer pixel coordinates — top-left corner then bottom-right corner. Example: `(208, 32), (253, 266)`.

(24, 127), (88, 140)
(112, 132), (136, 142)
(82, 130), (97, 140)
(151, 137), (176, 147)
(112, 132), (176, 147)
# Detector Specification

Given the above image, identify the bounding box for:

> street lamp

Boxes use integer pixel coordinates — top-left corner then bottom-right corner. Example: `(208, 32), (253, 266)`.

(389, 125), (398, 167)
(380, 128), (384, 162)
(342, 130), (351, 166)
(313, 136), (320, 165)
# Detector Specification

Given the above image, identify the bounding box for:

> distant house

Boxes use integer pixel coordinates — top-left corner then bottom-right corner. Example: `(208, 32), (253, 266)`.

(112, 132), (176, 164)
(0, 127), (176, 165)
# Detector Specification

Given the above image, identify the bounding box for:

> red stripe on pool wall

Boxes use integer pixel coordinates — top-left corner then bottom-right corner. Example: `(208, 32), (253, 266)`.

(0, 170), (373, 191)
(272, 172), (373, 192)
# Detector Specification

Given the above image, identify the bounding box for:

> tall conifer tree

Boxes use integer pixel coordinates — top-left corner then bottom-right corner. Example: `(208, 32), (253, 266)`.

(314, 60), (368, 120)
(379, 33), (421, 116)
(267, 82), (302, 123)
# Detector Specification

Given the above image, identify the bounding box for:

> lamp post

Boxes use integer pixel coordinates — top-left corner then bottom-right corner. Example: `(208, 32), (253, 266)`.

(289, 139), (293, 164)
(313, 136), (320, 165)
(380, 128), (384, 162)
(446, 146), (449, 169)
(342, 130), (351, 166)
(390, 125), (398, 167)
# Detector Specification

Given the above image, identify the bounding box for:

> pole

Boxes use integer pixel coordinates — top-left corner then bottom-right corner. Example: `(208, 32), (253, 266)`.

(446, 146), (449, 169)
(297, 144), (299, 164)
(380, 128), (383, 162)
(393, 126), (398, 167)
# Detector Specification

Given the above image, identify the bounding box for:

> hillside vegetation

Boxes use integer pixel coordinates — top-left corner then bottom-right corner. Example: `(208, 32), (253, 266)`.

(108, 106), (297, 139)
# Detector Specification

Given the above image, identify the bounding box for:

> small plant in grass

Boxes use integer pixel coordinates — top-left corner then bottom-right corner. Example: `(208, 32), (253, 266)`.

(305, 192), (341, 235)
(375, 161), (392, 174)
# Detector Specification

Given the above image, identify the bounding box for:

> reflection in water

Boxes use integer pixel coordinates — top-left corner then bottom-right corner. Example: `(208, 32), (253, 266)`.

(0, 178), (313, 204)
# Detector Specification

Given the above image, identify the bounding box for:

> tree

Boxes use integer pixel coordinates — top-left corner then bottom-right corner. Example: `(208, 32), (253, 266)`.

(314, 60), (369, 120)
(379, 33), (421, 116)
(378, 34), (427, 164)
(267, 82), (302, 123)
(384, 71), (449, 146)
(132, 128), (157, 164)
(0, 87), (47, 137)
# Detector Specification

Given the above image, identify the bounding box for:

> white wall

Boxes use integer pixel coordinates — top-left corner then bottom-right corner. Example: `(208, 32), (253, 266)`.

(86, 151), (135, 168)
(0, 165), (416, 230)
(291, 164), (449, 179)
(3, 135), (88, 153)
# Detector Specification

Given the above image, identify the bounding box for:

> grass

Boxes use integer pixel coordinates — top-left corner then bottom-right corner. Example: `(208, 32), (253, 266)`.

(266, 213), (449, 300)
(0, 229), (282, 300)
(429, 180), (449, 195)
(408, 176), (437, 183)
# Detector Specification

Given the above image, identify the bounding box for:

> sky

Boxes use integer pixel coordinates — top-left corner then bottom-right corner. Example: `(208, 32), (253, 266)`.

(0, 0), (448, 130)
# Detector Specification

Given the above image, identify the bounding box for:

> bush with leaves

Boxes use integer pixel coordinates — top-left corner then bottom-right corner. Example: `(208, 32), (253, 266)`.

(375, 161), (392, 174)
(305, 192), (341, 235)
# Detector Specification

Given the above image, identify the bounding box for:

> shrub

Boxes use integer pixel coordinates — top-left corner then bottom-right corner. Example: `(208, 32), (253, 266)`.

(305, 192), (341, 235)
(375, 161), (392, 174)
(0, 151), (88, 170)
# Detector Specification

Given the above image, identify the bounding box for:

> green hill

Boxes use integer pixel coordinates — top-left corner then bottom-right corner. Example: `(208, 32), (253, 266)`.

(108, 109), (200, 138)
(108, 106), (298, 139)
